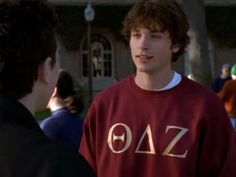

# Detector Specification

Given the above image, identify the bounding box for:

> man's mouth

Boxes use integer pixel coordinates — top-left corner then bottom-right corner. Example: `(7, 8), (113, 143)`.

(136, 55), (153, 62)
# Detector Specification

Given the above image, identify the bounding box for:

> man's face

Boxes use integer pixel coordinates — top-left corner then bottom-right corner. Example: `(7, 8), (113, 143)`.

(222, 67), (230, 78)
(39, 51), (60, 112)
(129, 27), (179, 75)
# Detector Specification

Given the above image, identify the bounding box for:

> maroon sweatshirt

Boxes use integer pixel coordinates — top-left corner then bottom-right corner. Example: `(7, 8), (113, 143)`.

(80, 75), (236, 177)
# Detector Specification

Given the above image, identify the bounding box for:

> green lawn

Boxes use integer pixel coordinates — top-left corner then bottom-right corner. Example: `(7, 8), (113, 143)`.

(34, 109), (51, 121)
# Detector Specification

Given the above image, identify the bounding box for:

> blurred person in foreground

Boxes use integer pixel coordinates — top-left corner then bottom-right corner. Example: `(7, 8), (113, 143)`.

(212, 63), (232, 93)
(79, 0), (236, 177)
(218, 64), (236, 129)
(0, 0), (95, 177)
(40, 70), (84, 150)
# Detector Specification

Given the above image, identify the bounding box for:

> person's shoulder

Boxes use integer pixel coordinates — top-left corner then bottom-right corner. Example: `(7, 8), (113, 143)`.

(25, 133), (95, 177)
(222, 78), (236, 88)
(43, 143), (95, 177)
(40, 109), (68, 126)
(95, 75), (133, 100)
(225, 78), (236, 84)
(39, 115), (56, 128)
(1, 123), (94, 176)
(178, 77), (227, 116)
(181, 75), (219, 100)
(104, 75), (132, 91)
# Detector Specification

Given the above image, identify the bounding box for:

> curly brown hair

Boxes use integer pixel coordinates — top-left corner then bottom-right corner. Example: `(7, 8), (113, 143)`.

(122, 0), (189, 62)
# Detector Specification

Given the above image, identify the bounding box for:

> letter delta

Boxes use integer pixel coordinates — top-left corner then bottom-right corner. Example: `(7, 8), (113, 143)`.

(107, 123), (189, 159)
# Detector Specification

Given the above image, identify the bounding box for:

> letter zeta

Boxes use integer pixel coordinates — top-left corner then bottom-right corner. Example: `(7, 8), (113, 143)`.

(162, 125), (189, 158)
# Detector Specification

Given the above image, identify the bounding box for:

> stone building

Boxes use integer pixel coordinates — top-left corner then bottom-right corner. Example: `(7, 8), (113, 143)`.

(49, 0), (236, 97)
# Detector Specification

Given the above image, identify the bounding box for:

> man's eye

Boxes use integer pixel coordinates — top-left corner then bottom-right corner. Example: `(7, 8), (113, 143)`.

(151, 34), (162, 38)
(132, 33), (141, 37)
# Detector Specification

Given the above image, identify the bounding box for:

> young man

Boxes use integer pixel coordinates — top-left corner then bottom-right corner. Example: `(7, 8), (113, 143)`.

(0, 1), (95, 177)
(218, 64), (236, 128)
(80, 0), (236, 177)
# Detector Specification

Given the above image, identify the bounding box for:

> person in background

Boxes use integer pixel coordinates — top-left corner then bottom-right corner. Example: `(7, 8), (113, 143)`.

(40, 70), (84, 150)
(79, 0), (236, 177)
(0, 1), (95, 176)
(218, 64), (236, 129)
(212, 63), (232, 93)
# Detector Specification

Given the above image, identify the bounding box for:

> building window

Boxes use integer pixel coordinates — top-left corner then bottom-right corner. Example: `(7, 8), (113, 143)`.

(82, 34), (113, 78)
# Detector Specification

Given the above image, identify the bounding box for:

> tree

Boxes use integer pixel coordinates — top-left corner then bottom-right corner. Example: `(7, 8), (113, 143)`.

(182, 0), (212, 85)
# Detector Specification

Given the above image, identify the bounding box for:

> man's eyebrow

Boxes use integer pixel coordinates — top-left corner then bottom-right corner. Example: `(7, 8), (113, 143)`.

(150, 29), (162, 33)
(131, 28), (140, 32)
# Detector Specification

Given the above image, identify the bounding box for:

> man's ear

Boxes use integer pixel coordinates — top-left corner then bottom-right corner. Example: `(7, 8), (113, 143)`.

(38, 57), (52, 85)
(171, 44), (180, 53)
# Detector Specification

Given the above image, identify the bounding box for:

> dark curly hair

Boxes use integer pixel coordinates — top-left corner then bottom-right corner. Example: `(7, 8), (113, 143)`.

(57, 70), (84, 115)
(57, 70), (76, 99)
(122, 0), (189, 62)
(0, 0), (57, 99)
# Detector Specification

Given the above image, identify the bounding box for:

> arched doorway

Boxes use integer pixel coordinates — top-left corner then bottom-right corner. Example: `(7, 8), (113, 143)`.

(81, 33), (115, 94)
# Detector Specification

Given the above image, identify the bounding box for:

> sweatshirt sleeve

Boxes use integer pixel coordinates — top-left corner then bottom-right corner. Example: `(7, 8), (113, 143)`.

(79, 102), (97, 173)
(197, 95), (236, 177)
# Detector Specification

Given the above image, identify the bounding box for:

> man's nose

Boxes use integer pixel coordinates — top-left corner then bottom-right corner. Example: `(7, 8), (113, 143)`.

(138, 36), (149, 50)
